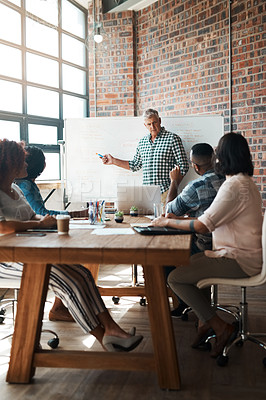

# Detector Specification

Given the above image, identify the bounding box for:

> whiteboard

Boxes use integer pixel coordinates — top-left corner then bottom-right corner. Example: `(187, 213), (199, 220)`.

(64, 115), (223, 205)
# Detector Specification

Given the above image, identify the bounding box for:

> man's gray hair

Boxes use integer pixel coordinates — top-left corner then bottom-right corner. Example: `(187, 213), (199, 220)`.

(142, 108), (159, 120)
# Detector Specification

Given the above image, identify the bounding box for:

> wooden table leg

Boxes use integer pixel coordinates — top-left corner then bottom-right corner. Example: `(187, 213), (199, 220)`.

(84, 263), (100, 283)
(142, 264), (181, 390)
(6, 263), (51, 383)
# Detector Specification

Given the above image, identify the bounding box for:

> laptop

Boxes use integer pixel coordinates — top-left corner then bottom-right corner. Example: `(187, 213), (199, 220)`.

(116, 185), (161, 215)
(133, 226), (191, 235)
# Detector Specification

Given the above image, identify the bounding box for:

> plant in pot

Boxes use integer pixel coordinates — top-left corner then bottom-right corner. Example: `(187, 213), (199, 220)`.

(114, 211), (124, 223)
(130, 205), (138, 217)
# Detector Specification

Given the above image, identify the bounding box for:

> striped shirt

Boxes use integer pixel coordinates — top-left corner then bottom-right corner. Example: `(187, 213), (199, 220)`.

(128, 127), (189, 193)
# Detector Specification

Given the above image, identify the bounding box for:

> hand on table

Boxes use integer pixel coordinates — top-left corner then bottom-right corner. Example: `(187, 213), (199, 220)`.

(39, 214), (57, 228)
(151, 215), (168, 227)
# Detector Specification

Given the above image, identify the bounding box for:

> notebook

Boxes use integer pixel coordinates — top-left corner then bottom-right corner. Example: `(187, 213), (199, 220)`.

(116, 185), (161, 215)
(133, 226), (191, 235)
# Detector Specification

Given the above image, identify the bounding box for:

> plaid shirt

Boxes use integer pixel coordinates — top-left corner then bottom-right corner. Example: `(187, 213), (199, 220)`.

(167, 170), (225, 218)
(128, 127), (189, 193)
(167, 170), (225, 252)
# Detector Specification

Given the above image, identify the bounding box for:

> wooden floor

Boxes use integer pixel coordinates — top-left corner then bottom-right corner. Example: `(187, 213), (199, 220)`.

(1, 264), (266, 400)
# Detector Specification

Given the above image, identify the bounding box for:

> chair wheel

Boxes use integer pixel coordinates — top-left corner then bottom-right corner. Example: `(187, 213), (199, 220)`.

(112, 296), (120, 304)
(139, 298), (146, 306)
(263, 357), (266, 367)
(216, 355), (228, 367)
(47, 337), (59, 349)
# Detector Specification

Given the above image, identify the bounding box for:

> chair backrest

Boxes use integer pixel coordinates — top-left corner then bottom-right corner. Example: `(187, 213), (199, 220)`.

(261, 211), (266, 283)
(197, 212), (266, 289)
(251, 211), (266, 285)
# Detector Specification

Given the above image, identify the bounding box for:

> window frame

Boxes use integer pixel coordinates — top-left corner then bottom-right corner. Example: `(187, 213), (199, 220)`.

(0, 0), (89, 181)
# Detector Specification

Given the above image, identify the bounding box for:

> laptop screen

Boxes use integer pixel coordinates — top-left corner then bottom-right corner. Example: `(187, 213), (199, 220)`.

(116, 185), (161, 215)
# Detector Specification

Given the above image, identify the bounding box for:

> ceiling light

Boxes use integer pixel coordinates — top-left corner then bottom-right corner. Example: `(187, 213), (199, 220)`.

(94, 26), (103, 43)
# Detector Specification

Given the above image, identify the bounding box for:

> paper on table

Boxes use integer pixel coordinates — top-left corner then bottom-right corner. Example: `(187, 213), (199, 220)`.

(130, 223), (151, 228)
(145, 215), (154, 220)
(70, 222), (105, 230)
(91, 228), (135, 235)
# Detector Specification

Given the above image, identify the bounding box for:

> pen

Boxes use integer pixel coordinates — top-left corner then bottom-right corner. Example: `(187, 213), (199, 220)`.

(96, 153), (103, 158)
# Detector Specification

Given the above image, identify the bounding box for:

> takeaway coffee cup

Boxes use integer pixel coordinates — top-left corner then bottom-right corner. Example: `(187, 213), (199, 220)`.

(56, 215), (70, 235)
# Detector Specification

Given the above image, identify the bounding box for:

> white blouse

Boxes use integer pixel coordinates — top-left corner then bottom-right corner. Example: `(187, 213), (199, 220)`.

(198, 174), (262, 276)
(0, 184), (35, 222)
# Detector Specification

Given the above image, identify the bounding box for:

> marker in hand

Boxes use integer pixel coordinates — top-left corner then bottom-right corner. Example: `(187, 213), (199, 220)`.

(96, 153), (104, 158)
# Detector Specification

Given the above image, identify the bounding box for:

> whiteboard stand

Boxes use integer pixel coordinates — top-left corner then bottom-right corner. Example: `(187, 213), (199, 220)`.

(58, 140), (70, 210)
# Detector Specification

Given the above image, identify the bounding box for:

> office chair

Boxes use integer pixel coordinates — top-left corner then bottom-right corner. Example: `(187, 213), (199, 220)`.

(197, 213), (266, 367)
(0, 279), (59, 349)
(112, 264), (147, 306)
(180, 283), (239, 322)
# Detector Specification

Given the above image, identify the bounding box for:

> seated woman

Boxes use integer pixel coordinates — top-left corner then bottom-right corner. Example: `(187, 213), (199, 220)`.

(152, 133), (262, 357)
(0, 139), (143, 352)
(16, 145), (88, 218)
(15, 145), (90, 322)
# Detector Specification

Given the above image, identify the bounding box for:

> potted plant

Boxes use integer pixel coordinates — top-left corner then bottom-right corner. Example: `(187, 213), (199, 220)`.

(114, 211), (124, 223)
(130, 205), (138, 217)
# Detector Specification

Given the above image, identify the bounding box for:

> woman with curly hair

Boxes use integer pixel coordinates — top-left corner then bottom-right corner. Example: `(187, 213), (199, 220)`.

(0, 139), (143, 352)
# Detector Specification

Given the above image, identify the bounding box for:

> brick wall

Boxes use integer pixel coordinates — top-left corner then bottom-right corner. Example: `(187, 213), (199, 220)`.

(88, 0), (265, 208)
(88, 4), (135, 117)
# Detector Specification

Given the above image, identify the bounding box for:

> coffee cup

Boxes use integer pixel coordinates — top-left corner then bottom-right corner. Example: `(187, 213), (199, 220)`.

(56, 215), (70, 235)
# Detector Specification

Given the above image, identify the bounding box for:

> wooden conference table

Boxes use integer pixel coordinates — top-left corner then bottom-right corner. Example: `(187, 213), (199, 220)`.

(0, 216), (191, 390)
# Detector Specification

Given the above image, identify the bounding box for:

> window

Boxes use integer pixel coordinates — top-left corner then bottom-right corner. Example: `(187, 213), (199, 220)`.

(0, 4), (21, 44)
(0, 80), (22, 113)
(26, 53), (59, 87)
(27, 86), (59, 118)
(0, 44), (22, 79)
(0, 120), (20, 141)
(28, 124), (58, 145)
(0, 0), (89, 180)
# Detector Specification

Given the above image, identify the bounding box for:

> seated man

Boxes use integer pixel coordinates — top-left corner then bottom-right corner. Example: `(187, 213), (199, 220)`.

(165, 143), (225, 318)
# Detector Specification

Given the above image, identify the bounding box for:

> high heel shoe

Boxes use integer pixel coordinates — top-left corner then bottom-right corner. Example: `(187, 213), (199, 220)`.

(210, 323), (238, 358)
(102, 334), (143, 352)
(191, 324), (215, 349)
(129, 327), (136, 336)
